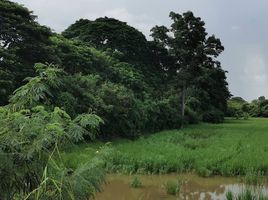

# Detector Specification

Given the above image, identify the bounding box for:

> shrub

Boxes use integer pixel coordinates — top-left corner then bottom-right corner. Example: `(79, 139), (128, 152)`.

(144, 94), (182, 132)
(184, 106), (200, 124)
(243, 112), (250, 120)
(0, 64), (105, 199)
(244, 169), (263, 186)
(98, 82), (144, 138)
(0, 105), (104, 199)
(163, 179), (182, 195)
(203, 108), (224, 123)
(226, 190), (234, 200)
(225, 189), (268, 200)
(130, 176), (142, 188)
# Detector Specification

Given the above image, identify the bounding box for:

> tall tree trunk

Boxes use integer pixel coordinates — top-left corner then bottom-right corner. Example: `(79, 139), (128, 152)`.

(181, 83), (186, 128)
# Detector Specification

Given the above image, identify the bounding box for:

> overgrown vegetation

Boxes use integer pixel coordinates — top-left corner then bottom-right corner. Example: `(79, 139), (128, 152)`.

(163, 180), (182, 195)
(243, 169), (264, 186)
(130, 176), (142, 188)
(0, 63), (107, 199)
(64, 118), (268, 177)
(226, 189), (268, 200)
(227, 96), (268, 119)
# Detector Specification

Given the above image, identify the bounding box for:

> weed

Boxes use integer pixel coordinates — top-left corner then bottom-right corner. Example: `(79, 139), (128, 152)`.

(226, 190), (234, 200)
(163, 179), (182, 195)
(226, 189), (268, 200)
(182, 139), (207, 150)
(244, 169), (263, 186)
(130, 176), (142, 188)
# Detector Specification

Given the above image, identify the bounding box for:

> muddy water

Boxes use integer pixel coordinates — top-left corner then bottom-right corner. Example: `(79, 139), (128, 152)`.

(95, 174), (268, 200)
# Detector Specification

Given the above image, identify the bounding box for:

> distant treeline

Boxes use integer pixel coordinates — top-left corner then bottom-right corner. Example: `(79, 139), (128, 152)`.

(226, 96), (268, 119)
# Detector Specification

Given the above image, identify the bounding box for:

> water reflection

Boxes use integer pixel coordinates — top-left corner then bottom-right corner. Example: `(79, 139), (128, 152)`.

(95, 174), (268, 200)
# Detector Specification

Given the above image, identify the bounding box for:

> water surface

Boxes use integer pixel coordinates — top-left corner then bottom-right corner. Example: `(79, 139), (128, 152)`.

(95, 174), (268, 200)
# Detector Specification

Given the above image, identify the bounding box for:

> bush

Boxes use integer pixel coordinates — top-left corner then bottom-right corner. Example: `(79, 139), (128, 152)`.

(243, 112), (250, 120)
(226, 191), (234, 200)
(184, 106), (200, 124)
(98, 82), (144, 138)
(130, 176), (142, 188)
(0, 105), (104, 199)
(203, 108), (224, 123)
(0, 65), (105, 199)
(143, 94), (182, 132)
(226, 189), (268, 200)
(163, 180), (181, 195)
(244, 169), (263, 186)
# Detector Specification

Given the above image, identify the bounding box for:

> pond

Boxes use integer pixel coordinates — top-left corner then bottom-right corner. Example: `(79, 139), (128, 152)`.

(95, 173), (268, 200)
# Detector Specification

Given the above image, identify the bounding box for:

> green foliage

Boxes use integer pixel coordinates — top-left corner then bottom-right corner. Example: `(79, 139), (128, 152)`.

(163, 180), (181, 195)
(143, 93), (183, 131)
(62, 17), (149, 65)
(202, 108), (224, 123)
(1, 0), (232, 139)
(0, 2), (241, 199)
(184, 106), (200, 124)
(0, 0), (55, 105)
(227, 96), (268, 119)
(227, 97), (248, 119)
(9, 63), (63, 110)
(60, 73), (145, 137)
(0, 69), (14, 105)
(244, 169), (263, 186)
(97, 82), (143, 137)
(49, 35), (116, 75)
(0, 103), (104, 198)
(22, 145), (109, 200)
(0, 64), (104, 199)
(69, 119), (268, 176)
(151, 11), (230, 117)
(72, 114), (104, 141)
(243, 113), (250, 120)
(226, 189), (268, 200)
(130, 176), (142, 188)
(226, 191), (234, 200)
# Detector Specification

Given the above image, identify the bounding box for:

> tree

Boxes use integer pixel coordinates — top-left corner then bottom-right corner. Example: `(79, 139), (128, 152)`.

(249, 96), (268, 117)
(151, 11), (229, 123)
(62, 17), (149, 66)
(0, 0), (55, 105)
(226, 97), (247, 118)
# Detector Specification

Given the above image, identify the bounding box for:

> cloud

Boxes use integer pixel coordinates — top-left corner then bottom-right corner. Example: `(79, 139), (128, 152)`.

(229, 46), (268, 100)
(231, 25), (240, 31)
(101, 8), (156, 37)
(243, 54), (267, 85)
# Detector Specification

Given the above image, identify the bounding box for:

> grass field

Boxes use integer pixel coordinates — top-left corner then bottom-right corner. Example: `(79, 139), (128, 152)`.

(63, 118), (268, 177)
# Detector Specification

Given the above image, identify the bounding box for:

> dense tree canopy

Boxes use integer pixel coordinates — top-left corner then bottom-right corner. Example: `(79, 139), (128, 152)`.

(0, 0), (54, 104)
(227, 96), (268, 118)
(62, 17), (149, 65)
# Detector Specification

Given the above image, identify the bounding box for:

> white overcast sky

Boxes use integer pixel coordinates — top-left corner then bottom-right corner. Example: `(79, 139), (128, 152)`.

(12, 0), (268, 101)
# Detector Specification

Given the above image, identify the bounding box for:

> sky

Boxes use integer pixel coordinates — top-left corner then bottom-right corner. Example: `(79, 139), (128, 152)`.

(12, 0), (268, 101)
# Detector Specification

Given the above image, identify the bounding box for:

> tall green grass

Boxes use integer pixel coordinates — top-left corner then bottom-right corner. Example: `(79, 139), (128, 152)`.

(163, 179), (182, 195)
(226, 189), (268, 200)
(63, 118), (268, 177)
